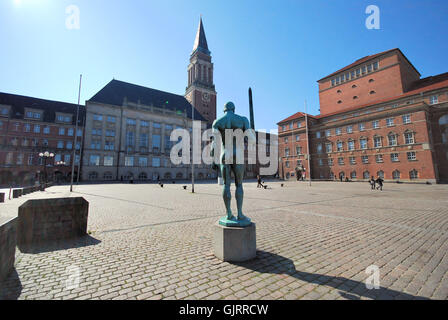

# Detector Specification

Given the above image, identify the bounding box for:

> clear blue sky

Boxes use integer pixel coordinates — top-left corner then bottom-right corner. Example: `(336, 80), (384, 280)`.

(1, 0), (447, 131)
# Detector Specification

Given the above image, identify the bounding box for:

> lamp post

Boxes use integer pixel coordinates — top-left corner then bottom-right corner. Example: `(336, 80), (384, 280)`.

(39, 151), (54, 186)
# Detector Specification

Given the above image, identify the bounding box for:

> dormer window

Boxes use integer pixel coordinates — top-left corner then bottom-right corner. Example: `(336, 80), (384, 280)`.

(24, 108), (43, 120)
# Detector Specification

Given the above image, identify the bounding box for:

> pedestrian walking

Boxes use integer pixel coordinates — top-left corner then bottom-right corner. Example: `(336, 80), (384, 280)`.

(376, 176), (384, 191)
(370, 176), (376, 190)
(257, 175), (263, 188)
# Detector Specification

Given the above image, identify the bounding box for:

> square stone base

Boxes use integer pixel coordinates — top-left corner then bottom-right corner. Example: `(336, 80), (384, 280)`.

(214, 222), (256, 262)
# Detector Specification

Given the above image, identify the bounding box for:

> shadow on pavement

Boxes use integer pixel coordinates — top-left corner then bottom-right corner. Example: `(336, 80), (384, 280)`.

(18, 234), (101, 254)
(233, 250), (429, 300)
(0, 269), (22, 300)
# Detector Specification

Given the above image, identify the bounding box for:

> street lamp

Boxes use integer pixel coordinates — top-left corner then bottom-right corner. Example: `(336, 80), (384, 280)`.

(39, 151), (54, 184)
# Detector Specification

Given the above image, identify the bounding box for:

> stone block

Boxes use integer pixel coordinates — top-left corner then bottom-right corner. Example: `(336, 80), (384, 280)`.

(17, 197), (89, 250)
(0, 217), (17, 281)
(214, 222), (256, 262)
(12, 189), (21, 198)
(0, 193), (4, 203)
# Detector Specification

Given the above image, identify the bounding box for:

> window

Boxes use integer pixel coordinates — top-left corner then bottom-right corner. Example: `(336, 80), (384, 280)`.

(152, 134), (161, 150)
(338, 157), (344, 165)
(325, 143), (332, 153)
(92, 128), (102, 136)
(91, 140), (101, 150)
(393, 170), (400, 180)
(42, 139), (48, 147)
(77, 129), (83, 137)
(407, 152), (416, 161)
(126, 131), (135, 147)
(57, 141), (64, 149)
(404, 131), (415, 144)
(125, 156), (134, 167)
(152, 157), (161, 167)
(373, 62), (379, 70)
(377, 171), (384, 179)
(127, 118), (137, 126)
(33, 125), (40, 133)
(16, 153), (23, 165)
(369, 79), (375, 83)
(362, 155), (369, 164)
(285, 148), (290, 157)
(335, 128), (342, 135)
(402, 114), (411, 124)
(141, 120), (149, 127)
(297, 122), (302, 128)
(296, 135), (300, 142)
(349, 157), (356, 165)
(24, 124), (31, 132)
(139, 133), (149, 148)
(328, 158), (334, 166)
(360, 138), (368, 149)
(410, 169), (418, 180)
(430, 95), (438, 105)
(165, 124), (173, 130)
(93, 114), (103, 121)
(104, 156), (113, 166)
(296, 146), (302, 155)
(104, 172), (113, 180)
(388, 133), (397, 146)
(89, 155), (100, 166)
(153, 122), (161, 129)
(375, 154), (384, 163)
(370, 91), (376, 95)
(353, 96), (359, 100)
(374, 136), (382, 148)
(59, 127), (65, 135)
(106, 130), (115, 137)
(318, 159), (323, 166)
(285, 161), (290, 168)
(372, 120), (380, 129)
(105, 141), (114, 151)
(88, 172), (98, 180)
(54, 154), (62, 163)
(107, 116), (116, 123)
(317, 144), (322, 154)
(363, 171), (370, 179)
(282, 125), (286, 131)
(67, 128), (74, 136)
(391, 153), (399, 162)
(336, 141), (343, 152)
(359, 123), (365, 131)
(325, 129), (331, 137)
(64, 154), (71, 164)
(66, 141), (73, 150)
(351, 171), (357, 179)
(348, 140), (355, 151)
(386, 118), (395, 127)
(139, 157), (148, 167)
(285, 137), (289, 143)
(346, 126), (353, 134)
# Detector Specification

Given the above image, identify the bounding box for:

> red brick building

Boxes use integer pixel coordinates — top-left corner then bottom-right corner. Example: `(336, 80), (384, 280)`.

(0, 93), (85, 187)
(278, 49), (448, 183)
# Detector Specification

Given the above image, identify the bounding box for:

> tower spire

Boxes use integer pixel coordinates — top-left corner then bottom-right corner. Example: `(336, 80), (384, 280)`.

(192, 17), (210, 55)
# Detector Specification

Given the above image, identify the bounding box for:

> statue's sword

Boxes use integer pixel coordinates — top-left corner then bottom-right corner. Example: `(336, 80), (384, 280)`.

(249, 87), (255, 130)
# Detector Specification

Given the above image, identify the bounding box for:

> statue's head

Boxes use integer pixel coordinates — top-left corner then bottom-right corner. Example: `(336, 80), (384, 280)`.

(224, 102), (235, 113)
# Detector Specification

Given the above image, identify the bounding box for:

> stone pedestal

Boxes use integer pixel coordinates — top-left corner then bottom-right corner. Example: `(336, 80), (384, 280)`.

(214, 222), (256, 262)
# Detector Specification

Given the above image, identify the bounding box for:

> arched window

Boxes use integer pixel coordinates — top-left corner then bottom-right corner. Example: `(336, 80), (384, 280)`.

(363, 171), (370, 179)
(329, 172), (335, 180)
(164, 172), (172, 179)
(439, 114), (448, 125)
(410, 169), (418, 180)
(388, 132), (398, 146)
(351, 171), (357, 179)
(125, 172), (134, 180)
(176, 172), (183, 179)
(103, 172), (113, 180)
(138, 172), (148, 180)
(377, 171), (384, 179)
(392, 170), (400, 180)
(339, 172), (345, 180)
(88, 172), (98, 180)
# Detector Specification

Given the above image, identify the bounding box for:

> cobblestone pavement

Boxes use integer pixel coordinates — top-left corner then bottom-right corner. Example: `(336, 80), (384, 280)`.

(1, 180), (447, 300)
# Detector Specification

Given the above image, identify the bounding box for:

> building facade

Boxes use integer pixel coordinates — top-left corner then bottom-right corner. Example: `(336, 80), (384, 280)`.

(0, 92), (85, 187)
(278, 49), (448, 183)
(83, 80), (214, 182)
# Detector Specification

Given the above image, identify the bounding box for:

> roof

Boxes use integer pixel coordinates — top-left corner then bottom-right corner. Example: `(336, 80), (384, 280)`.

(192, 17), (210, 55)
(318, 48), (420, 82)
(277, 112), (316, 125)
(315, 72), (448, 119)
(0, 92), (85, 125)
(88, 79), (207, 122)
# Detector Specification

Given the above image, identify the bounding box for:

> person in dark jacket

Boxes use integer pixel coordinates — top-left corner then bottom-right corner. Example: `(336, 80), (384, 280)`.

(257, 175), (263, 188)
(370, 176), (376, 190)
(376, 176), (384, 191)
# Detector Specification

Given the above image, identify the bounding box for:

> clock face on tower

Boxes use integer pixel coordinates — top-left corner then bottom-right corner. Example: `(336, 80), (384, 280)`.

(202, 92), (210, 102)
